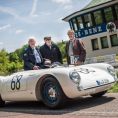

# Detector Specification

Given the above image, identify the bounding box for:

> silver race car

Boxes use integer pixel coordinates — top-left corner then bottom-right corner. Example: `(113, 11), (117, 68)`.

(0, 63), (117, 108)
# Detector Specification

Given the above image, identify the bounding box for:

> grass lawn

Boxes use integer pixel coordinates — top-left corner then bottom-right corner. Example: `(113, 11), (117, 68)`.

(116, 55), (118, 60)
(109, 71), (118, 93)
(109, 82), (118, 92)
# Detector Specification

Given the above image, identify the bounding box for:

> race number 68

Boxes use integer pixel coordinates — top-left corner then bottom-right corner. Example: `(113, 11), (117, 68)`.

(11, 75), (23, 90)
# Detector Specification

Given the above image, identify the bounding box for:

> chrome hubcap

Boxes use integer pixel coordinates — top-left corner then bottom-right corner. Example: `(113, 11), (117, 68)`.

(48, 87), (56, 98)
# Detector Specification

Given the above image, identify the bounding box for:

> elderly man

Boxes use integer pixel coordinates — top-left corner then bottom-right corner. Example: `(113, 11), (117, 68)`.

(65, 30), (86, 65)
(40, 36), (63, 64)
(22, 37), (45, 70)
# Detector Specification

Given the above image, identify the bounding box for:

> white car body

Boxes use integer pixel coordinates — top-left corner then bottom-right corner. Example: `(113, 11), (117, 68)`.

(0, 63), (117, 108)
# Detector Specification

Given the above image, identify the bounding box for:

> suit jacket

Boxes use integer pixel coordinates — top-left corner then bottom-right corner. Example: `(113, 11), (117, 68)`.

(22, 46), (44, 70)
(40, 43), (63, 64)
(65, 39), (86, 64)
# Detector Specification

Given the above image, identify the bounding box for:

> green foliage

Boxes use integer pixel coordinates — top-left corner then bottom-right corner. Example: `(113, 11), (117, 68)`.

(57, 41), (66, 59)
(116, 55), (118, 60)
(109, 82), (118, 92)
(57, 41), (67, 63)
(0, 49), (9, 75)
(109, 71), (118, 92)
(0, 46), (25, 75)
(9, 53), (19, 62)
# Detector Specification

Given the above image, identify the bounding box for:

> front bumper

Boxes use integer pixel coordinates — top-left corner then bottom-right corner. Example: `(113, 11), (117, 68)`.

(65, 82), (115, 99)
(77, 82), (115, 97)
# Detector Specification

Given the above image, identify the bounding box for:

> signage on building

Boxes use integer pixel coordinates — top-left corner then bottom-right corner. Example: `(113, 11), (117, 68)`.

(106, 22), (116, 32)
(75, 23), (107, 38)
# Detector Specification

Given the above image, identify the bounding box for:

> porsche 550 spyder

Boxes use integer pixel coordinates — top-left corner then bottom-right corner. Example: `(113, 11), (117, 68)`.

(0, 63), (117, 108)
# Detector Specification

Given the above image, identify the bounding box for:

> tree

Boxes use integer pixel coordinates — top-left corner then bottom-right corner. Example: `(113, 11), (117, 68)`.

(9, 52), (19, 62)
(0, 49), (9, 75)
(0, 45), (27, 75)
(57, 41), (66, 59)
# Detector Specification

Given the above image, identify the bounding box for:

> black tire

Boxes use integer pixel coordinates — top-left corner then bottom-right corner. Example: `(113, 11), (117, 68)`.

(40, 77), (66, 109)
(91, 91), (107, 97)
(0, 96), (5, 107)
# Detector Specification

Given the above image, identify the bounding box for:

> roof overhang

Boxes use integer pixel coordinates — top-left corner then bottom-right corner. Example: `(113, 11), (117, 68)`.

(62, 0), (118, 22)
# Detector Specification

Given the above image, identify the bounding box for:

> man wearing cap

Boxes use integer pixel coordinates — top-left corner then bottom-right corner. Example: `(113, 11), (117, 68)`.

(65, 30), (86, 65)
(22, 37), (45, 70)
(40, 36), (63, 64)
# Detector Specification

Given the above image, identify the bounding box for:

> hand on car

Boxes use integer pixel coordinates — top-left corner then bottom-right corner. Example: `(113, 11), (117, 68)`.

(75, 61), (83, 66)
(33, 66), (40, 70)
(44, 59), (51, 65)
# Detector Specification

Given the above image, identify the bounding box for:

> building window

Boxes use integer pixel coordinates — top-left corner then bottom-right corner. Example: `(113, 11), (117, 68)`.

(69, 20), (74, 30)
(72, 18), (78, 31)
(104, 7), (114, 23)
(77, 16), (84, 29)
(91, 38), (99, 50)
(100, 36), (109, 49)
(110, 34), (118, 47)
(84, 14), (93, 27)
(115, 5), (118, 19)
(93, 10), (103, 25)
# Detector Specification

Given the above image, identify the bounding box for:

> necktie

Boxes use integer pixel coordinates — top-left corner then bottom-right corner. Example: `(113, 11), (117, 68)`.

(33, 48), (41, 63)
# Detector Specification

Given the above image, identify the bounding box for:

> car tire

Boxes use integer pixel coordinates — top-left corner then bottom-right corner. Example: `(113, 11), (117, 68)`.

(91, 91), (107, 97)
(0, 96), (5, 107)
(40, 77), (66, 109)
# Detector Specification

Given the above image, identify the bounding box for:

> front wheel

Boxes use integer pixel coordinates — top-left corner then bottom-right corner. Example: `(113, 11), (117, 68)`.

(40, 77), (66, 108)
(91, 91), (107, 97)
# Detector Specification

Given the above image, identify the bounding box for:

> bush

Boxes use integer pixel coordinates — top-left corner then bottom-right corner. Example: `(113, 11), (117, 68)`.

(0, 47), (24, 76)
(57, 41), (66, 59)
(109, 71), (118, 92)
(109, 82), (118, 93)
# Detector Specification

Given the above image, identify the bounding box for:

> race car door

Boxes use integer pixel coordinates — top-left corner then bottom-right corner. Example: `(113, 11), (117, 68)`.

(1, 73), (27, 101)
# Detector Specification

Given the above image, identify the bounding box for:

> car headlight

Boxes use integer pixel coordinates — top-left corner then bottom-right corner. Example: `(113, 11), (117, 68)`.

(107, 66), (117, 81)
(69, 70), (81, 84)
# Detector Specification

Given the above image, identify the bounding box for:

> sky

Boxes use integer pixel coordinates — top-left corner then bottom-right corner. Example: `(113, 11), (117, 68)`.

(0, 0), (92, 52)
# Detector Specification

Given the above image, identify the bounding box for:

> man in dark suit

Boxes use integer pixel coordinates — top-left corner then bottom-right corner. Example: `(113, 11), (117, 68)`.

(65, 30), (86, 65)
(22, 37), (45, 70)
(40, 36), (63, 64)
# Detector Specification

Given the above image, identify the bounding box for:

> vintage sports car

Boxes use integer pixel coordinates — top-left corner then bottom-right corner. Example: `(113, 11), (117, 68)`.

(0, 63), (117, 108)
